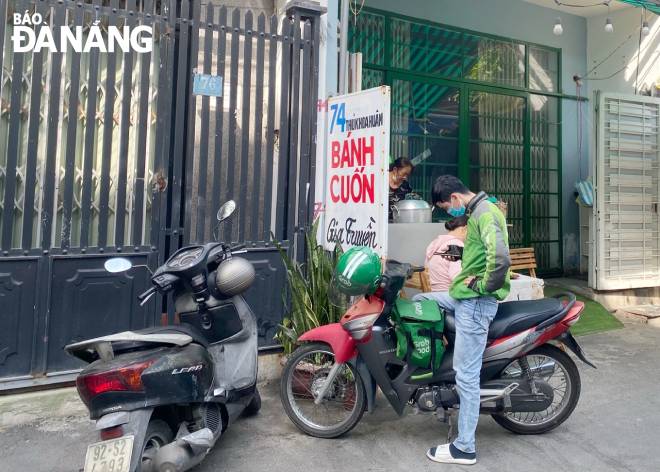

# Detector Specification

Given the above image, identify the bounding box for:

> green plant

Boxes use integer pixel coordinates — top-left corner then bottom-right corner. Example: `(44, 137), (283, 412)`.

(273, 220), (344, 354)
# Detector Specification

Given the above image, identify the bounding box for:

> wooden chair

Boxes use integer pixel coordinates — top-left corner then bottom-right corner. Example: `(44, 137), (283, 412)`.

(402, 268), (432, 298)
(401, 244), (536, 298)
(509, 247), (537, 278)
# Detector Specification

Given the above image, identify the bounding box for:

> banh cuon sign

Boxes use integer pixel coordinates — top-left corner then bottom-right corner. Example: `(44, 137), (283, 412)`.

(323, 86), (390, 257)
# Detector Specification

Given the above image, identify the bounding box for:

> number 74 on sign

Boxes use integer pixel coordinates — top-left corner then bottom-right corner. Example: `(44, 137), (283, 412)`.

(329, 102), (346, 133)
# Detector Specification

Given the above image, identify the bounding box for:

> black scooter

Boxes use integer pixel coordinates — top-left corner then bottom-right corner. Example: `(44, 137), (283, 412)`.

(66, 201), (260, 472)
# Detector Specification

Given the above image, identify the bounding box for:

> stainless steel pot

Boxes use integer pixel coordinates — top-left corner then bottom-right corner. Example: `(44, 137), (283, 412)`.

(392, 199), (432, 223)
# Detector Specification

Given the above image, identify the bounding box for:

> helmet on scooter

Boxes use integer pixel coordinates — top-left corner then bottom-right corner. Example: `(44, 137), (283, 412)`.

(331, 246), (382, 297)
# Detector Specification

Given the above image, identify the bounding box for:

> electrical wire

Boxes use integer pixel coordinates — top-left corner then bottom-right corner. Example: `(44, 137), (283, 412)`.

(582, 63), (630, 80)
(575, 29), (632, 180)
(585, 32), (635, 76)
(579, 2), (650, 85)
(576, 81), (583, 180)
(554, 0), (611, 7)
(350, 0), (365, 26)
(637, 53), (660, 88)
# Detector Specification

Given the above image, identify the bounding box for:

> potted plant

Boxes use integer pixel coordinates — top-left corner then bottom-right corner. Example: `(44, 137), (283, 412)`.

(274, 220), (343, 355)
(273, 221), (344, 391)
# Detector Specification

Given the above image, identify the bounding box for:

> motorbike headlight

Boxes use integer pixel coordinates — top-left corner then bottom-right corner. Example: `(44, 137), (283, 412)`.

(342, 313), (380, 340)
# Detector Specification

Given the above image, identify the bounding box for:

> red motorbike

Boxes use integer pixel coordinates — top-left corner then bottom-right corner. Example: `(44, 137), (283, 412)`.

(280, 261), (595, 438)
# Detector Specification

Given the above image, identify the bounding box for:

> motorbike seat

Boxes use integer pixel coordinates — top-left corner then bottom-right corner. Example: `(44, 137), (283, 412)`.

(67, 325), (210, 362)
(133, 325), (210, 348)
(443, 298), (564, 341)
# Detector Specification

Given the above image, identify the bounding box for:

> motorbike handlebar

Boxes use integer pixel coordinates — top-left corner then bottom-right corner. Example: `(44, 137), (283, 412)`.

(230, 243), (246, 251)
(137, 286), (156, 305)
(403, 265), (425, 280)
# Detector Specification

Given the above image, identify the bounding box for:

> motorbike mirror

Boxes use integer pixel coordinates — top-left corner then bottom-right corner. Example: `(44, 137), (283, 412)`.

(217, 200), (237, 223)
(104, 257), (133, 273)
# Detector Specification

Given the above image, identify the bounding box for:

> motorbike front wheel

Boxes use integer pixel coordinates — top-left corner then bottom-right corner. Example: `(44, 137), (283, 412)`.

(491, 344), (581, 435)
(280, 342), (366, 438)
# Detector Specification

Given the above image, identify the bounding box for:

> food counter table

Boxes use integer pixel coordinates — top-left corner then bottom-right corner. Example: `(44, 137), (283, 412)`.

(387, 222), (446, 266)
(387, 222), (543, 301)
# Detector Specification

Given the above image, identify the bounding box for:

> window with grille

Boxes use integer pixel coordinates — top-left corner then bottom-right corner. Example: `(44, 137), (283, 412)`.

(348, 8), (563, 274)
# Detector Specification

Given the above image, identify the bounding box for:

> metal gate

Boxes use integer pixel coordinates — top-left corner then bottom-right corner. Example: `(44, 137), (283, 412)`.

(0, 0), (321, 389)
(170, 2), (322, 348)
(591, 92), (660, 290)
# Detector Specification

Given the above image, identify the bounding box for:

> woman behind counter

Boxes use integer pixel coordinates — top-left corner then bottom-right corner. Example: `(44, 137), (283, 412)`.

(425, 216), (469, 291)
(388, 157), (414, 221)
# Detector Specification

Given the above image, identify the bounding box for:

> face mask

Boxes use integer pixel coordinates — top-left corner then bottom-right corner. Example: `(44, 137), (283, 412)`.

(448, 204), (466, 217)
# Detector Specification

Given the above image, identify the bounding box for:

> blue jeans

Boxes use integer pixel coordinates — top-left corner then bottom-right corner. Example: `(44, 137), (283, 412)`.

(412, 291), (498, 454)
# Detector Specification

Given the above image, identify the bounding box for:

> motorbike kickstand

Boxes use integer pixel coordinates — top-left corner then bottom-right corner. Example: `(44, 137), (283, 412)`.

(435, 408), (448, 423)
(446, 408), (457, 443)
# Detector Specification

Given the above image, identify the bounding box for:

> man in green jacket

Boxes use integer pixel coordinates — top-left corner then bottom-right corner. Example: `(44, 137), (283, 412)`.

(413, 175), (510, 465)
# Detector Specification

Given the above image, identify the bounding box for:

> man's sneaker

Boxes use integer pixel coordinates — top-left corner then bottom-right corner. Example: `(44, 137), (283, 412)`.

(426, 443), (477, 465)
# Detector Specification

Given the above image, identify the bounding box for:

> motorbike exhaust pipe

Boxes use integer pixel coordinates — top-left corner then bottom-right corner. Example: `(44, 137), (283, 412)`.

(152, 443), (205, 472)
(480, 383), (519, 403)
(480, 388), (506, 398)
(153, 428), (214, 472)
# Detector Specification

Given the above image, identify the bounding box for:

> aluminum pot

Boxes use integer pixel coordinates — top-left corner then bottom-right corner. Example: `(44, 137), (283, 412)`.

(392, 199), (433, 223)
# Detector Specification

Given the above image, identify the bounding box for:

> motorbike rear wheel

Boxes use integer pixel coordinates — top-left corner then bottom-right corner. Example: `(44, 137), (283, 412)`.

(243, 389), (262, 417)
(280, 342), (366, 438)
(138, 419), (173, 472)
(491, 344), (581, 435)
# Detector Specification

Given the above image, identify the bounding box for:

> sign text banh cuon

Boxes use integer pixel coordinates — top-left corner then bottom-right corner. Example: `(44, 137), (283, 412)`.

(323, 87), (391, 257)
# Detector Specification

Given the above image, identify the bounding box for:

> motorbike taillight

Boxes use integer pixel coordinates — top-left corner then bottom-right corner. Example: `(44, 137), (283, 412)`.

(77, 360), (155, 404)
(563, 301), (586, 327)
(100, 425), (124, 440)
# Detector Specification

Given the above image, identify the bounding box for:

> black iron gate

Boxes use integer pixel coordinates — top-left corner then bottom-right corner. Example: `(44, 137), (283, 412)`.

(170, 2), (322, 348)
(0, 0), (321, 390)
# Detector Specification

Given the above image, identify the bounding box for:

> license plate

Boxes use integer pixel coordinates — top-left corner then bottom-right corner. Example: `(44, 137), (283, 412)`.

(84, 435), (134, 472)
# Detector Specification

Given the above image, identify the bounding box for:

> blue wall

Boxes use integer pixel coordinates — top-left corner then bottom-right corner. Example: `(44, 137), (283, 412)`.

(331, 0), (590, 272)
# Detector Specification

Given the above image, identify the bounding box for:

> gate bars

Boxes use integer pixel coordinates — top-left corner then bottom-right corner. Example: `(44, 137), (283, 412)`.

(174, 2), (323, 264)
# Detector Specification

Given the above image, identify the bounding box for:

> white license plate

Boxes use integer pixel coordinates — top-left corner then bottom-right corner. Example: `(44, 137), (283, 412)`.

(84, 435), (134, 472)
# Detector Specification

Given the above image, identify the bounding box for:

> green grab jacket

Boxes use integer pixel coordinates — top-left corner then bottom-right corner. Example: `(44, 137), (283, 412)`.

(449, 192), (511, 301)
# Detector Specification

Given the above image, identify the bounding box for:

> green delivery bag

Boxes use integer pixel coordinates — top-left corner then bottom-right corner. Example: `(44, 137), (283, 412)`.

(393, 299), (445, 371)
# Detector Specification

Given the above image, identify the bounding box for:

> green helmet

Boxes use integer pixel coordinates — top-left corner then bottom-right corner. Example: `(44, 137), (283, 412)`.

(333, 247), (382, 296)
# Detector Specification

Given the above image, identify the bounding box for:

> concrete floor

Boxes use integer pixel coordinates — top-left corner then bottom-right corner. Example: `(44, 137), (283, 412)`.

(1, 323), (658, 472)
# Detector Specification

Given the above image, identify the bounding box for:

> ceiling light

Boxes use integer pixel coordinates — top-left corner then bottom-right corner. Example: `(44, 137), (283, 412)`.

(553, 17), (563, 36)
(642, 20), (650, 36)
(605, 17), (614, 33)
